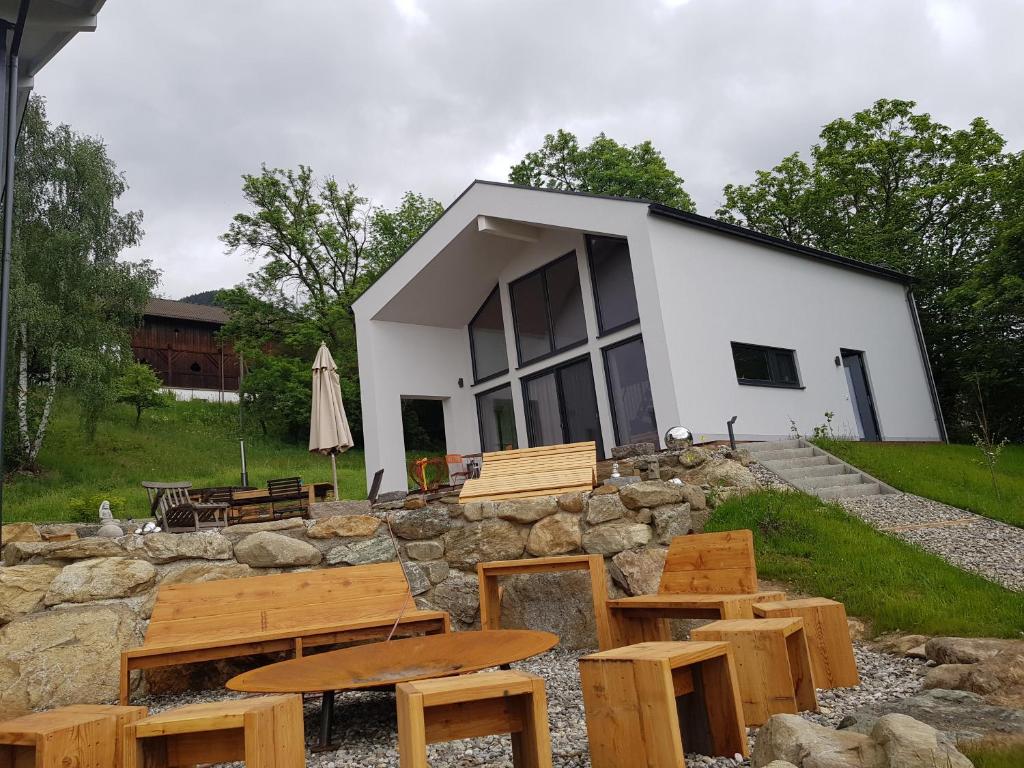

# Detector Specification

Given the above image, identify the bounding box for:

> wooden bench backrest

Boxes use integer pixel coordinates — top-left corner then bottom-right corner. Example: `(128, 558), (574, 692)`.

(145, 562), (412, 646)
(658, 530), (759, 595)
(460, 442), (597, 503)
(267, 476), (303, 497)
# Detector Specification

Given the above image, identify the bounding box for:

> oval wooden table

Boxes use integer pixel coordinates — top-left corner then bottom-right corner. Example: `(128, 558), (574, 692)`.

(227, 629), (559, 750)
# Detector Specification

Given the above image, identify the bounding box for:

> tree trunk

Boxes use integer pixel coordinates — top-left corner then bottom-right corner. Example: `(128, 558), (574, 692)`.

(17, 324), (30, 458)
(27, 353), (57, 463)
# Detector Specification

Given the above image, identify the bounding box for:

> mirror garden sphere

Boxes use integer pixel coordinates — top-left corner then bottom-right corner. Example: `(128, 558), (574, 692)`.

(664, 426), (694, 449)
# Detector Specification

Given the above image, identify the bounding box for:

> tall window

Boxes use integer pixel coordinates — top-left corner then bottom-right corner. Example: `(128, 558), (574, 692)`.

(603, 336), (658, 446)
(587, 235), (639, 334)
(731, 342), (801, 388)
(522, 356), (603, 455)
(469, 287), (508, 383)
(476, 384), (518, 452)
(510, 252), (587, 365)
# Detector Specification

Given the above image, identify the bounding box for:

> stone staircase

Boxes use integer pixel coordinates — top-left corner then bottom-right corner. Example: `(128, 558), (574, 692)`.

(743, 438), (895, 500)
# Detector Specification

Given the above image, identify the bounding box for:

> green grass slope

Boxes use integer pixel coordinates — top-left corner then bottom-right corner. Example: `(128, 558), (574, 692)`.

(707, 490), (1024, 638)
(816, 440), (1024, 528)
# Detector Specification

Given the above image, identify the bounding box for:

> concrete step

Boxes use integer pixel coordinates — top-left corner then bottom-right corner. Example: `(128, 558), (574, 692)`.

(781, 463), (848, 480)
(742, 439), (803, 454)
(761, 455), (830, 471)
(753, 447), (816, 462)
(795, 473), (863, 490)
(817, 483), (880, 500)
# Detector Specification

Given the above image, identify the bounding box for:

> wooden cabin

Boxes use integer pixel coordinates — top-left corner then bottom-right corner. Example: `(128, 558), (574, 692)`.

(132, 298), (240, 400)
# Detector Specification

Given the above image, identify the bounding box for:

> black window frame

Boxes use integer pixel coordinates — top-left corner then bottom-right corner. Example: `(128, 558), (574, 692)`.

(585, 234), (641, 337)
(467, 285), (509, 385)
(509, 251), (588, 368)
(601, 333), (658, 448)
(730, 342), (803, 389)
(520, 352), (604, 457)
(475, 381), (518, 453)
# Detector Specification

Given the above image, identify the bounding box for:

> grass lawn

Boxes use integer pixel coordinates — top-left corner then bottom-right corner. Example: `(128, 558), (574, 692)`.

(3, 397), (369, 523)
(815, 439), (1024, 528)
(959, 739), (1024, 768)
(707, 490), (1024, 638)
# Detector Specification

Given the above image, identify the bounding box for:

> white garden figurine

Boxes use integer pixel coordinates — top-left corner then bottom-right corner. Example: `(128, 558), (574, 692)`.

(96, 500), (124, 538)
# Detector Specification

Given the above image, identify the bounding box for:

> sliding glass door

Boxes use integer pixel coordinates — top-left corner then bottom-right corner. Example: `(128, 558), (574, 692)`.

(603, 335), (658, 446)
(522, 356), (603, 455)
(476, 384), (518, 453)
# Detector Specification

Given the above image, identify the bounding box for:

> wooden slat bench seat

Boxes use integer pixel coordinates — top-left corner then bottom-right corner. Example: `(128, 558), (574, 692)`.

(459, 442), (597, 503)
(120, 563), (450, 704)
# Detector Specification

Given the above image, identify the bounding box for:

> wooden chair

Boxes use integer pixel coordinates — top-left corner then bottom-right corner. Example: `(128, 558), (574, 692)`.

(120, 562), (450, 704)
(579, 641), (747, 765)
(266, 477), (306, 519)
(753, 597), (859, 688)
(368, 468), (385, 505)
(459, 442), (597, 503)
(396, 671), (552, 768)
(155, 487), (228, 533)
(445, 454), (471, 487)
(123, 696), (303, 768)
(605, 530), (785, 646)
(0, 704), (146, 768)
(141, 481), (192, 516)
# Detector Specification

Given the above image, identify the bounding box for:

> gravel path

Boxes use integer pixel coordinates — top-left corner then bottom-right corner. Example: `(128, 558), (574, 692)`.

(839, 493), (1024, 592)
(137, 643), (925, 768)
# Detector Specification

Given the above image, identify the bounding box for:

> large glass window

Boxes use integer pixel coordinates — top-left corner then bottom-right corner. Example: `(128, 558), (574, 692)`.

(731, 342), (801, 388)
(476, 384), (518, 453)
(603, 336), (658, 447)
(469, 287), (509, 382)
(510, 252), (587, 365)
(587, 235), (640, 334)
(522, 356), (603, 455)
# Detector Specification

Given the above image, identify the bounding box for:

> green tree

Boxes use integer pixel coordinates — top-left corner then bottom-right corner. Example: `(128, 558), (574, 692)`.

(510, 129), (695, 210)
(114, 362), (170, 425)
(7, 96), (156, 465)
(717, 99), (1016, 439)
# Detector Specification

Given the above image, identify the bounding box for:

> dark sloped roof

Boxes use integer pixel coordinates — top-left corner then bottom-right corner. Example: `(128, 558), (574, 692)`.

(144, 298), (229, 325)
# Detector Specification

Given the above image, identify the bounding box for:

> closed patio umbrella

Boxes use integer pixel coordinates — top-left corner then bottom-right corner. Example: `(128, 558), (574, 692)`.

(309, 342), (353, 499)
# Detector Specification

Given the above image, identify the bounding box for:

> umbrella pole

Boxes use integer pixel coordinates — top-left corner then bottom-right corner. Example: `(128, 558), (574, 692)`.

(330, 453), (339, 500)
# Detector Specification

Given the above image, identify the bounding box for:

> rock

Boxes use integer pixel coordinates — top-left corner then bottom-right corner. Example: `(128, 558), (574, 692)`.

(925, 636), (1024, 666)
(429, 571), (480, 627)
(441, 520), (525, 569)
(439, 496), (460, 505)
(683, 458), (758, 489)
(612, 548), (666, 595)
(679, 484), (706, 511)
(420, 560), (449, 584)
(389, 507), (450, 540)
(496, 496), (558, 524)
(1, 523), (41, 543)
(3, 541), (58, 565)
(526, 512), (582, 556)
(586, 493), (627, 524)
(610, 442), (655, 459)
(629, 507), (653, 524)
(690, 508), (712, 532)
(763, 763), (799, 768)
(405, 540), (444, 561)
(0, 565), (60, 623)
(128, 532), (234, 564)
(677, 446), (711, 469)
(48, 537), (128, 560)
(752, 712), (883, 767)
(652, 503), (692, 544)
(307, 515), (381, 539)
(44, 557), (157, 605)
(233, 532), (322, 567)
(325, 536), (394, 566)
(557, 492), (586, 514)
(591, 484), (619, 496)
(500, 571), (599, 649)
(847, 617), (869, 641)
(40, 524), (78, 541)
(924, 664), (971, 691)
(875, 634), (931, 656)
(0, 604), (143, 719)
(309, 500), (371, 518)
(906, 644), (928, 659)
(925, 651), (1024, 708)
(871, 713), (972, 768)
(221, 518), (305, 537)
(619, 481), (685, 510)
(403, 496), (427, 510)
(583, 521), (652, 555)
(462, 501), (498, 522)
(404, 563), (432, 596)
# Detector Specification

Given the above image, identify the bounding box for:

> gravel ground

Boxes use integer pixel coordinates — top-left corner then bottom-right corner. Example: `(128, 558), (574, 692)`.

(136, 643), (925, 768)
(839, 493), (1024, 592)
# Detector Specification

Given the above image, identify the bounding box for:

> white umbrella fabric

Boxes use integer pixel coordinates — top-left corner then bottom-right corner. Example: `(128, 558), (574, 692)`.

(309, 342), (354, 499)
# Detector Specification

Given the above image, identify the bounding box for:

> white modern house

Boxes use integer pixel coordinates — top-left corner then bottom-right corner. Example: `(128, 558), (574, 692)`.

(353, 181), (945, 493)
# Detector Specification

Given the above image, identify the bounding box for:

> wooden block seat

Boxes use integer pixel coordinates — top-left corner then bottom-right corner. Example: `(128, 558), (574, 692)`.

(691, 618), (817, 726)
(124, 696), (303, 768)
(0, 705), (143, 768)
(606, 530), (784, 647)
(459, 442), (597, 502)
(120, 563), (450, 704)
(396, 670), (552, 768)
(579, 641), (747, 766)
(753, 597), (860, 688)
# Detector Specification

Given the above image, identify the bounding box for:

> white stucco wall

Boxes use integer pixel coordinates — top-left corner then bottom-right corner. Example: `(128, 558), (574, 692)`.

(646, 217), (942, 442)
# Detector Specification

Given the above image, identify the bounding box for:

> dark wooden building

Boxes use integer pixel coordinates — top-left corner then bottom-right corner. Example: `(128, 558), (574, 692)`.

(132, 298), (240, 397)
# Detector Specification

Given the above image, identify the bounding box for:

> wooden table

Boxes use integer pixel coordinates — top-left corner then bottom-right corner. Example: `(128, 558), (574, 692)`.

(226, 629), (559, 750)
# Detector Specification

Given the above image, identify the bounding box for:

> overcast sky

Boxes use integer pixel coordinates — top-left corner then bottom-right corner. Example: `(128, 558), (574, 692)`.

(36, 0), (1024, 298)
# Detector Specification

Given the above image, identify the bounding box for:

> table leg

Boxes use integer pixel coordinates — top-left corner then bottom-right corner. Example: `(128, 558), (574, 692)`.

(312, 690), (337, 752)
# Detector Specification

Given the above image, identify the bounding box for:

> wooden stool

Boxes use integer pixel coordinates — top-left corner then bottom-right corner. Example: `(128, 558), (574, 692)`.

(396, 670), (552, 768)
(691, 618), (817, 726)
(579, 641), (747, 766)
(753, 597), (859, 688)
(0, 708), (119, 768)
(60, 706), (149, 768)
(124, 695), (304, 768)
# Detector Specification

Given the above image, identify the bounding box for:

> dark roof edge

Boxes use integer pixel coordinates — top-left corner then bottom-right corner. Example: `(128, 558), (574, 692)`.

(647, 203), (912, 284)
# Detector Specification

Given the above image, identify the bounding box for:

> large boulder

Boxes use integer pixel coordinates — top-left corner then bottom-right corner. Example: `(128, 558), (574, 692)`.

(652, 503), (692, 544)
(325, 537), (395, 566)
(442, 520), (525, 569)
(497, 497), (558, 524)
(233, 532), (322, 567)
(677, 447), (711, 469)
(388, 507), (451, 540)
(0, 604), (143, 718)
(127, 532), (234, 564)
(612, 548), (666, 595)
(1, 522), (41, 543)
(220, 518), (305, 538)
(44, 557), (156, 605)
(925, 651), (1024, 708)
(0, 565), (60, 623)
(871, 714), (972, 768)
(619, 481), (685, 510)
(307, 515), (381, 539)
(752, 712), (883, 767)
(428, 571), (480, 627)
(500, 571), (599, 649)
(582, 521), (652, 555)
(679, 484), (707, 511)
(586, 493), (627, 524)
(5, 537), (126, 565)
(925, 636), (1024, 666)
(526, 512), (582, 556)
(405, 540), (444, 561)
(309, 500), (371, 518)
(462, 501), (498, 522)
(556, 492), (586, 514)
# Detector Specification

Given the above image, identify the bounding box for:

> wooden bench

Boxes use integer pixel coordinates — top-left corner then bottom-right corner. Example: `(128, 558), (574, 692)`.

(606, 530), (785, 646)
(459, 442), (597, 503)
(0, 705), (146, 768)
(120, 563), (450, 704)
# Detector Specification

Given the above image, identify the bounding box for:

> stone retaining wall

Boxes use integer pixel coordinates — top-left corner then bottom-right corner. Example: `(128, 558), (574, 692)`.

(0, 446), (758, 718)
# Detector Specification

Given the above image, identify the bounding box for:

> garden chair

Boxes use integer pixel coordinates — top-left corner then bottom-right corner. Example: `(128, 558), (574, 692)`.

(155, 486), (228, 533)
(445, 454), (472, 487)
(267, 476), (308, 519)
(368, 468), (385, 504)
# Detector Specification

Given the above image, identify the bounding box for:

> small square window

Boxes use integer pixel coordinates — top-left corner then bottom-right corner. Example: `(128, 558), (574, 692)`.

(731, 342), (802, 388)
